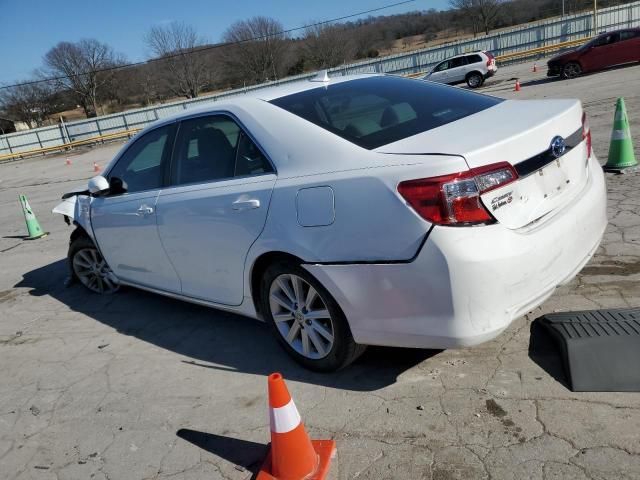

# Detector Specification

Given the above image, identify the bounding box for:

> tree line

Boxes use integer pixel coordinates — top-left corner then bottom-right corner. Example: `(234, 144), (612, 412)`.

(0, 0), (632, 130)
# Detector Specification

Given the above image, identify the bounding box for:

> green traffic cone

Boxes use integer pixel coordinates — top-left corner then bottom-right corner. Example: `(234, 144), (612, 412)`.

(604, 97), (638, 172)
(18, 195), (48, 240)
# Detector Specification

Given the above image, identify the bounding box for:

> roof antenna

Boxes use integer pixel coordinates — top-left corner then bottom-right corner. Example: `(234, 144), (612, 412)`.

(310, 70), (330, 82)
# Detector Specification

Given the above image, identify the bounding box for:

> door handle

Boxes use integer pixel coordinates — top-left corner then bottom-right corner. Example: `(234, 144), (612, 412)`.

(232, 198), (260, 211)
(136, 205), (154, 216)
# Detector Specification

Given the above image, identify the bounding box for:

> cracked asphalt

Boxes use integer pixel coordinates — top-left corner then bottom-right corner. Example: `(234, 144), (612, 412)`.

(1, 61), (639, 479)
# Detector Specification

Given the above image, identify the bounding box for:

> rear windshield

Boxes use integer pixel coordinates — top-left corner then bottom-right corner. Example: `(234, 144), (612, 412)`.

(270, 75), (502, 150)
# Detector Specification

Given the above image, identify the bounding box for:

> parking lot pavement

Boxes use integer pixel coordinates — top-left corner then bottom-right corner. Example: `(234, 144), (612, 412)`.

(1, 64), (639, 480)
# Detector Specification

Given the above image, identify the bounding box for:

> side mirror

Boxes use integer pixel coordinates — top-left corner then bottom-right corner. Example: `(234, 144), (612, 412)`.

(88, 176), (110, 195)
(109, 176), (128, 195)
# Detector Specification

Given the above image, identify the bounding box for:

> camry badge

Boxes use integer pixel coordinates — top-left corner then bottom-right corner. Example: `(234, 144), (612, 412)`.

(550, 136), (566, 158)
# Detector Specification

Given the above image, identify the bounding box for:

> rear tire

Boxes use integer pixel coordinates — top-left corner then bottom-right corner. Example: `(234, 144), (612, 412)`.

(68, 234), (119, 294)
(466, 72), (484, 89)
(260, 260), (365, 371)
(561, 62), (582, 79)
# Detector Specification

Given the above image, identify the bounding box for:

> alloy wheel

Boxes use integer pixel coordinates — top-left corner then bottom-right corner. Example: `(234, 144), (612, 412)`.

(269, 274), (335, 360)
(72, 247), (119, 294)
(564, 63), (581, 78)
(468, 74), (482, 88)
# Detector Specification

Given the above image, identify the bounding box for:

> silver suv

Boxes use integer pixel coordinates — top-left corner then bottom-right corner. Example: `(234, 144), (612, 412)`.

(423, 51), (498, 88)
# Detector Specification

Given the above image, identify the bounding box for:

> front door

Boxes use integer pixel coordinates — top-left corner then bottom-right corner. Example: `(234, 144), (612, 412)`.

(156, 114), (276, 305)
(91, 123), (181, 293)
(429, 60), (451, 84)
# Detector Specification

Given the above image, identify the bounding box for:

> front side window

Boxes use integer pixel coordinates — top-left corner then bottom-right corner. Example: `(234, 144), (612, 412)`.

(172, 115), (272, 186)
(270, 76), (502, 150)
(594, 33), (619, 46)
(435, 61), (450, 72)
(108, 124), (173, 194)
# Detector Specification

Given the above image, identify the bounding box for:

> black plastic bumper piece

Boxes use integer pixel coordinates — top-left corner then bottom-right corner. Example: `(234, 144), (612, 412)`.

(538, 308), (640, 392)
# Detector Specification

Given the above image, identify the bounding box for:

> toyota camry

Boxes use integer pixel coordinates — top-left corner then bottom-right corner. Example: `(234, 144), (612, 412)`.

(54, 73), (607, 371)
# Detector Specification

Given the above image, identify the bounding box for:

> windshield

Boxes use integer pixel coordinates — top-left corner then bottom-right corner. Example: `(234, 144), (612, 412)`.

(270, 76), (502, 150)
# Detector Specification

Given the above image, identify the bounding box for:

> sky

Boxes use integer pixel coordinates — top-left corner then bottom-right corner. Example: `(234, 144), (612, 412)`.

(0, 0), (449, 85)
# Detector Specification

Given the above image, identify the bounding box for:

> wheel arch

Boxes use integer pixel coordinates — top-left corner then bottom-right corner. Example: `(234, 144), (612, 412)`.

(70, 224), (91, 243)
(250, 251), (306, 318)
(465, 70), (484, 80)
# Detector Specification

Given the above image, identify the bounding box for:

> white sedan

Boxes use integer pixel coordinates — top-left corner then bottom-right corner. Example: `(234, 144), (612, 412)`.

(54, 73), (607, 371)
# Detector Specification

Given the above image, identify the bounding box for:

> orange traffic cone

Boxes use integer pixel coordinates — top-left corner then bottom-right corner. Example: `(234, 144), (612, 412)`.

(514, 79), (521, 92)
(93, 162), (100, 172)
(65, 157), (72, 166)
(257, 373), (335, 480)
(532, 63), (538, 73)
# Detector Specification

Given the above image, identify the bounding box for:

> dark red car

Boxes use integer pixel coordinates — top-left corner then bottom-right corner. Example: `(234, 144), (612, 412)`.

(547, 28), (640, 79)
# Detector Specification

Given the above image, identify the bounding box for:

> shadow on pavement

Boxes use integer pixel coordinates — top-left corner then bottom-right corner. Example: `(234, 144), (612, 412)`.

(177, 428), (267, 476)
(16, 259), (440, 391)
(520, 77), (561, 87)
(527, 319), (570, 389)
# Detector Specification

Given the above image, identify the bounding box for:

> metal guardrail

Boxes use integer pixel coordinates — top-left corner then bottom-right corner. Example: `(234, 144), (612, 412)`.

(0, 128), (141, 162)
(0, 0), (638, 162)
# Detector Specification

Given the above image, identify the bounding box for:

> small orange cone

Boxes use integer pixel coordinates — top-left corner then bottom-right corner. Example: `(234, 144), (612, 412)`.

(93, 162), (100, 173)
(65, 157), (72, 166)
(257, 373), (335, 480)
(514, 79), (521, 92)
(532, 63), (538, 73)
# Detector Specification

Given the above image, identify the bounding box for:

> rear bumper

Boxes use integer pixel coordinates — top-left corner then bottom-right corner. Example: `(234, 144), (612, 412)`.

(304, 156), (607, 349)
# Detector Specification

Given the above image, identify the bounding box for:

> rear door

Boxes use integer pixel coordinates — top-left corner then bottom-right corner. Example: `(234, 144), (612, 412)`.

(91, 124), (181, 292)
(617, 30), (640, 63)
(156, 113), (276, 305)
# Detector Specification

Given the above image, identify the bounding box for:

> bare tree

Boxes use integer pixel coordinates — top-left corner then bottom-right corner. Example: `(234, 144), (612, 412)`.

(303, 24), (355, 69)
(145, 22), (209, 99)
(450, 0), (504, 35)
(43, 39), (122, 117)
(221, 16), (289, 85)
(0, 81), (57, 128)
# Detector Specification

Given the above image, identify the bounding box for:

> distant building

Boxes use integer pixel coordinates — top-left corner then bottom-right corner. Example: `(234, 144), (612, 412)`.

(0, 117), (31, 134)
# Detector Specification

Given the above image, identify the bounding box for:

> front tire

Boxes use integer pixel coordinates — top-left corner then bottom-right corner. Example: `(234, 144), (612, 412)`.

(260, 260), (365, 371)
(466, 72), (484, 89)
(561, 62), (582, 79)
(68, 235), (119, 294)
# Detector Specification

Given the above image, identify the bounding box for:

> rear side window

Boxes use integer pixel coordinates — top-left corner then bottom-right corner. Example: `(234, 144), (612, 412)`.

(466, 54), (483, 64)
(449, 57), (467, 68)
(620, 30), (639, 41)
(270, 76), (502, 150)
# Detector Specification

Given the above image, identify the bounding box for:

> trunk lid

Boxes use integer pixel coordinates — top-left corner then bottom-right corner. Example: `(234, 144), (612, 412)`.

(378, 99), (589, 229)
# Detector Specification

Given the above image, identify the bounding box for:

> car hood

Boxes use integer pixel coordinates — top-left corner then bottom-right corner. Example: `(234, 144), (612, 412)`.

(548, 48), (579, 63)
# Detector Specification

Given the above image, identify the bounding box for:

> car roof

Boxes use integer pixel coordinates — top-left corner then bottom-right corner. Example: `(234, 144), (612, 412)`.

(598, 27), (640, 36)
(440, 51), (486, 61)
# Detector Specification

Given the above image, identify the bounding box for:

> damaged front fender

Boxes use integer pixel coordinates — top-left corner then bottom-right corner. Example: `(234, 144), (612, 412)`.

(52, 192), (94, 240)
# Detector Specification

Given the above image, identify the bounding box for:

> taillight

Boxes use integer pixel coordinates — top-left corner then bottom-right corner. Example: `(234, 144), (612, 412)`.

(485, 52), (494, 67)
(582, 112), (592, 160)
(397, 162), (518, 226)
